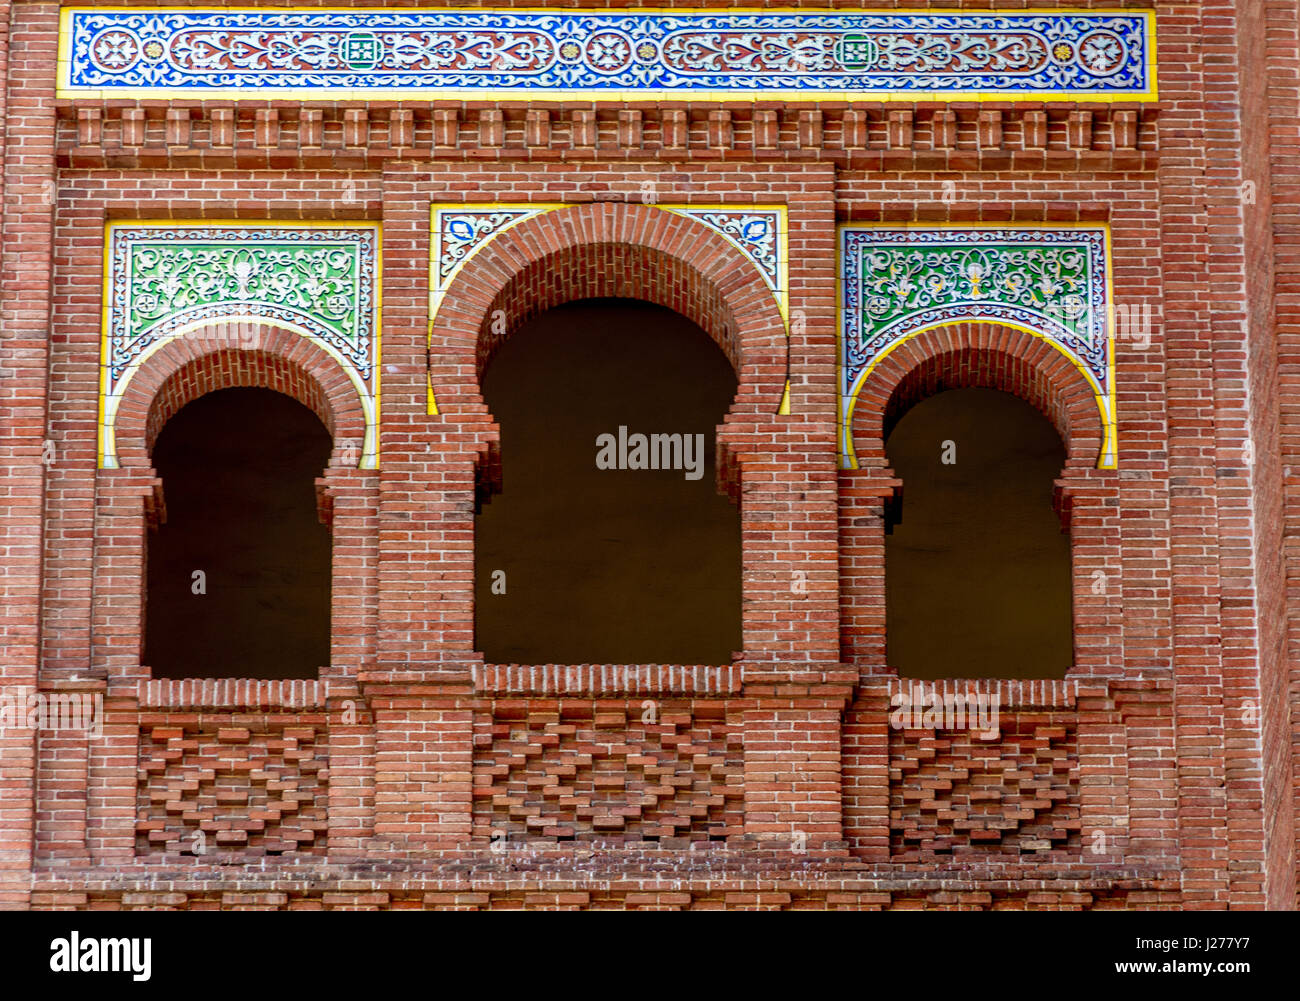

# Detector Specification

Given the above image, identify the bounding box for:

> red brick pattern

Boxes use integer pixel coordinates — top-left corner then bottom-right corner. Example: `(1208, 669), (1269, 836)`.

(57, 105), (1155, 173)
(27, 886), (1179, 912)
(480, 241), (741, 378)
(890, 716), (1080, 858)
(135, 719), (328, 858)
(472, 703), (742, 843)
(1245, 0), (1300, 910)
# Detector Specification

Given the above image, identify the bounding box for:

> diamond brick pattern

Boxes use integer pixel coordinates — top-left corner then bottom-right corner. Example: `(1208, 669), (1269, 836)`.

(136, 722), (328, 856)
(472, 710), (742, 843)
(889, 717), (1080, 857)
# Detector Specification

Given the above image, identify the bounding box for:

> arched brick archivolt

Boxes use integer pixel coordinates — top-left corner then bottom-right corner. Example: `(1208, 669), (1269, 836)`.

(93, 322), (378, 693)
(847, 322), (1105, 474)
(430, 201), (787, 430)
(111, 322), (367, 470)
(479, 242), (743, 380)
(838, 321), (1121, 677)
(417, 202), (791, 667)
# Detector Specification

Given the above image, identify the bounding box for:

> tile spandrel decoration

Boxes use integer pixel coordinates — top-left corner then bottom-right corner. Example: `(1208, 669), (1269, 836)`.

(839, 225), (1116, 470)
(430, 203), (786, 327)
(100, 223), (381, 469)
(60, 8), (1156, 101)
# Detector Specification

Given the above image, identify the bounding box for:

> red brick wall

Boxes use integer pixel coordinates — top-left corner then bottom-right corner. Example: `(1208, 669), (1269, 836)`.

(1, 0), (1294, 910)
(1249, 0), (1300, 910)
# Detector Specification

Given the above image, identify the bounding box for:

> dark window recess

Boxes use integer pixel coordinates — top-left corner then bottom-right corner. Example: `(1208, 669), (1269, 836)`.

(475, 298), (741, 665)
(885, 388), (1073, 679)
(145, 387), (331, 680)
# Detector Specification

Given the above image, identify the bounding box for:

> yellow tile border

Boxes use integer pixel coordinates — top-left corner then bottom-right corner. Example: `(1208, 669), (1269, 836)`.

(425, 202), (565, 414)
(428, 202), (566, 330)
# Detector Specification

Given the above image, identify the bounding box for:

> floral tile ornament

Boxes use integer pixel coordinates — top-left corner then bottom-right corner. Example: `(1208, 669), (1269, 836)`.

(839, 225), (1116, 470)
(60, 8), (1156, 101)
(429, 205), (556, 324)
(100, 222), (381, 469)
(426, 203), (788, 415)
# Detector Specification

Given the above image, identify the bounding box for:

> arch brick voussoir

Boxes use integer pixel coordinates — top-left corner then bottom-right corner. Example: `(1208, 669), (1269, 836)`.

(429, 202), (789, 429)
(111, 321), (367, 470)
(849, 321), (1105, 472)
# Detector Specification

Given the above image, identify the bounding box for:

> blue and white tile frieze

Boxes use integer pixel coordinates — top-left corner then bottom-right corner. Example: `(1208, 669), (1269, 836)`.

(62, 8), (1155, 99)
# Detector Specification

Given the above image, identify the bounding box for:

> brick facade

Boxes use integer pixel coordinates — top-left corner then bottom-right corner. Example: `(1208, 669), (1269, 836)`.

(2, 1), (1297, 911)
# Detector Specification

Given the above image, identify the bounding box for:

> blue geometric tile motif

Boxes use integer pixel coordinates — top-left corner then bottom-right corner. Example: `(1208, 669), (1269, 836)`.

(433, 207), (547, 292)
(839, 226), (1114, 470)
(101, 223), (380, 469)
(61, 9), (1155, 99)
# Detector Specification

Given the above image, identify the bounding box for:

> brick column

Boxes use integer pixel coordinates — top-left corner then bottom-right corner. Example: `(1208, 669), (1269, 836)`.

(837, 470), (900, 668)
(742, 669), (854, 848)
(365, 683), (474, 848)
(0, 1), (60, 909)
(1159, 0), (1269, 908)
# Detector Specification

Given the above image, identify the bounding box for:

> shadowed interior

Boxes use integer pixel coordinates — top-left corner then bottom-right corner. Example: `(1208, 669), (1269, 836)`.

(475, 298), (741, 665)
(885, 387), (1073, 679)
(144, 387), (332, 679)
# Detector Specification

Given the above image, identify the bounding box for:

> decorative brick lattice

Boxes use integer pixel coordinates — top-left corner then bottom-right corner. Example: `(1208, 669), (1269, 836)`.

(136, 722), (328, 856)
(473, 709), (742, 842)
(889, 717), (1079, 856)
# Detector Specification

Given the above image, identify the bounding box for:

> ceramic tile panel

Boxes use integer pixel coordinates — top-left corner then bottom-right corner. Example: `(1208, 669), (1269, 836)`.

(100, 222), (380, 468)
(60, 8), (1156, 101)
(839, 225), (1115, 469)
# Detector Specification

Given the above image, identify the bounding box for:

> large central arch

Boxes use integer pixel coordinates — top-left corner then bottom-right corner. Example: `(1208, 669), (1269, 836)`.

(426, 202), (789, 665)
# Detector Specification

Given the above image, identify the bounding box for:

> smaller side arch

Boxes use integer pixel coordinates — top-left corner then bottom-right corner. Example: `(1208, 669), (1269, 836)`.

(91, 322), (379, 691)
(847, 321), (1107, 473)
(109, 321), (368, 470)
(838, 319), (1125, 678)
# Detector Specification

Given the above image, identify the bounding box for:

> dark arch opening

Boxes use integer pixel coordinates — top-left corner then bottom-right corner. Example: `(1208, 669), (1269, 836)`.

(885, 387), (1073, 679)
(144, 387), (332, 679)
(475, 297), (741, 665)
